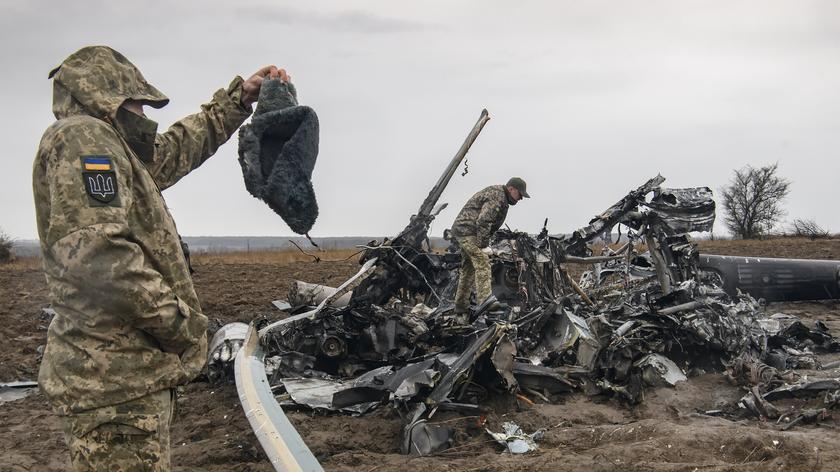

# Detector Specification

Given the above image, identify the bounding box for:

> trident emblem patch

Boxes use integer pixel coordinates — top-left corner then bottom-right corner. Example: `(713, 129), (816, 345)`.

(81, 156), (119, 206)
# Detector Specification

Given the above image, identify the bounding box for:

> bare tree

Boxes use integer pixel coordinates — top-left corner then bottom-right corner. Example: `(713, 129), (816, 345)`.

(0, 228), (13, 263)
(720, 163), (790, 239)
(789, 218), (830, 240)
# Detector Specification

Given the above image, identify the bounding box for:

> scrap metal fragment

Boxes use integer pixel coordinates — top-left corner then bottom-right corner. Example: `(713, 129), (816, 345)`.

(265, 352), (317, 379)
(561, 174), (665, 256)
(426, 323), (511, 408)
(0, 381), (39, 405)
(739, 386), (781, 420)
(491, 333), (519, 393)
(763, 378), (840, 401)
(403, 419), (454, 456)
(399, 324), (510, 456)
(288, 281), (352, 309)
(280, 377), (387, 414)
(486, 421), (544, 454)
(726, 356), (784, 388)
(234, 324), (323, 472)
(259, 257), (378, 337)
(646, 187), (716, 234)
(781, 408), (831, 430)
(272, 300), (293, 311)
(207, 322), (249, 382)
(511, 363), (577, 396)
(531, 308), (598, 367)
(634, 354), (687, 387)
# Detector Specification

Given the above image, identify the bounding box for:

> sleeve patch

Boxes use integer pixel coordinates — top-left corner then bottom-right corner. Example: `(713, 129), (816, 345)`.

(80, 156), (120, 206)
(83, 156), (112, 171)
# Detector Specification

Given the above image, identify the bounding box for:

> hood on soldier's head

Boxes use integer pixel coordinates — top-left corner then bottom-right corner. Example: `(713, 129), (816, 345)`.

(49, 46), (169, 121)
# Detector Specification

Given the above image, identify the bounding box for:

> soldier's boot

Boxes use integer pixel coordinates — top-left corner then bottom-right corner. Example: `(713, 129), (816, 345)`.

(453, 311), (471, 326)
(475, 295), (509, 316)
(486, 300), (507, 311)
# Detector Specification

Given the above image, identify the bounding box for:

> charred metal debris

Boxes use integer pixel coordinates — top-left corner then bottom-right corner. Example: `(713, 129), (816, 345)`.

(216, 110), (840, 462)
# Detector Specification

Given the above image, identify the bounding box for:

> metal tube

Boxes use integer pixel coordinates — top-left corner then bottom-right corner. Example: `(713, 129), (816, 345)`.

(234, 325), (323, 472)
(417, 109), (491, 217)
(564, 255), (625, 264)
(645, 232), (672, 295)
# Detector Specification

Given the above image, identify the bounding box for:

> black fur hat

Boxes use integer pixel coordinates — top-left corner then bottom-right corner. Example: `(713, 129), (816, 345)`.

(238, 79), (319, 234)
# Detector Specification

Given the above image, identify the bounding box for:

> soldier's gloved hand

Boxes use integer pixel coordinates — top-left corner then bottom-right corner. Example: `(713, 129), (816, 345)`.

(242, 65), (291, 107)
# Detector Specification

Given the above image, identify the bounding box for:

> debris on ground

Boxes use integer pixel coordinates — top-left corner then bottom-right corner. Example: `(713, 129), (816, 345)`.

(0, 381), (38, 406)
(210, 110), (840, 467)
(486, 421), (544, 454)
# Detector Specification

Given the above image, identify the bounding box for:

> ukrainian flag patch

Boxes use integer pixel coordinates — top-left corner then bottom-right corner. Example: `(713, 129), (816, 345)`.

(80, 155), (119, 206)
(83, 156), (112, 171)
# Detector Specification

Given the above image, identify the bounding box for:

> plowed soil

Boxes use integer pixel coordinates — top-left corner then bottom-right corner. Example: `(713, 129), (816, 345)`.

(2, 238), (840, 472)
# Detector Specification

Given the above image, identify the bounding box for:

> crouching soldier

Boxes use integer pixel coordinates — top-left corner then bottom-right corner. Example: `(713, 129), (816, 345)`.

(449, 177), (529, 321)
(33, 45), (290, 471)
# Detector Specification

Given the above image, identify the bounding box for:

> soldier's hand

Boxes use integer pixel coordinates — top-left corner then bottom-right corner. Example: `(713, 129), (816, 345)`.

(242, 65), (290, 107)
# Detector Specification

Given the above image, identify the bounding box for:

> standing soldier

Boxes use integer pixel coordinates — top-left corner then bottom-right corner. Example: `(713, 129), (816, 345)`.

(32, 45), (289, 471)
(450, 177), (529, 320)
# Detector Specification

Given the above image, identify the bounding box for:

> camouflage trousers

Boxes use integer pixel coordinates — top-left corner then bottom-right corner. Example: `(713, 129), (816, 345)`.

(59, 389), (174, 472)
(454, 236), (492, 313)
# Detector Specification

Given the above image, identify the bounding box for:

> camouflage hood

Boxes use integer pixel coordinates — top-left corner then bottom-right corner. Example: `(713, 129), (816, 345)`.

(49, 45), (169, 121)
(35, 48), (253, 414)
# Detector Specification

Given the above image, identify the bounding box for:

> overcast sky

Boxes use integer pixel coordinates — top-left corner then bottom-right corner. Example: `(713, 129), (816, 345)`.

(2, 0), (839, 240)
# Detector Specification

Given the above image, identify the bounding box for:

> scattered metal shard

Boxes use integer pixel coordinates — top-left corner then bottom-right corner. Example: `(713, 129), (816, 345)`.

(288, 281), (352, 309)
(635, 354), (687, 387)
(403, 419), (454, 456)
(259, 257), (378, 337)
(234, 324), (324, 472)
(486, 421), (544, 454)
(0, 381), (39, 406)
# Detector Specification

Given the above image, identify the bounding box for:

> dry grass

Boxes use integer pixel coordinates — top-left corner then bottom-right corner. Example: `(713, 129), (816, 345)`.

(0, 250), (364, 269)
(0, 257), (41, 271)
(191, 248), (363, 265)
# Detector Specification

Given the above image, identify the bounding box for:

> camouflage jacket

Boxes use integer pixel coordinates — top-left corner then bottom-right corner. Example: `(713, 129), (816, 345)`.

(33, 46), (252, 414)
(450, 185), (510, 248)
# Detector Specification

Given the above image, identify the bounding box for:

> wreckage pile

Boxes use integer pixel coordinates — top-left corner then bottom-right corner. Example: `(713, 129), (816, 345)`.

(209, 113), (840, 466)
(210, 170), (840, 459)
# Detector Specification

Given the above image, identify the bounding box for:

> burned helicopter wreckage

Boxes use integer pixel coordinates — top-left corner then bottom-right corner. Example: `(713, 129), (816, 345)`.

(214, 111), (840, 469)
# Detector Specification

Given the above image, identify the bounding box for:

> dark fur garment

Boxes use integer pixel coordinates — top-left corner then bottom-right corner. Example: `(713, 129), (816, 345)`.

(238, 79), (319, 234)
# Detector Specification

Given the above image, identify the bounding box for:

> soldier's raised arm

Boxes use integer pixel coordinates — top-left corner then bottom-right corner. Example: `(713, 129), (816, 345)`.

(148, 65), (290, 190)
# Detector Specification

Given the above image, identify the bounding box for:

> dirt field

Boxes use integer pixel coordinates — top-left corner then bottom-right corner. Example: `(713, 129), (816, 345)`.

(2, 238), (840, 472)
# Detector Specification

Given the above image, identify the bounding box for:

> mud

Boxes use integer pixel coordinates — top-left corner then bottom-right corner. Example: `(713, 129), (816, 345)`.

(2, 238), (840, 471)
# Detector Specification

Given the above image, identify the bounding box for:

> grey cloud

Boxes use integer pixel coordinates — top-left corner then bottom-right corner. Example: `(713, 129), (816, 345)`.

(3, 1), (840, 240)
(235, 6), (439, 34)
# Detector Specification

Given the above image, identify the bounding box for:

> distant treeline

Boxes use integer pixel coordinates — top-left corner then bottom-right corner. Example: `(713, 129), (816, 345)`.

(12, 231), (715, 258)
(10, 236), (450, 257)
(181, 236), (450, 253)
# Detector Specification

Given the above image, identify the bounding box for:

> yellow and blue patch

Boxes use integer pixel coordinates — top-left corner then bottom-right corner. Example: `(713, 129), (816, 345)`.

(83, 156), (112, 171)
(80, 155), (119, 207)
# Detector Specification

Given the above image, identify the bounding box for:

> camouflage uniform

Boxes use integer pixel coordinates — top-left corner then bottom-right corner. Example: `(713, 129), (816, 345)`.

(60, 389), (174, 472)
(450, 185), (510, 312)
(33, 46), (252, 471)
